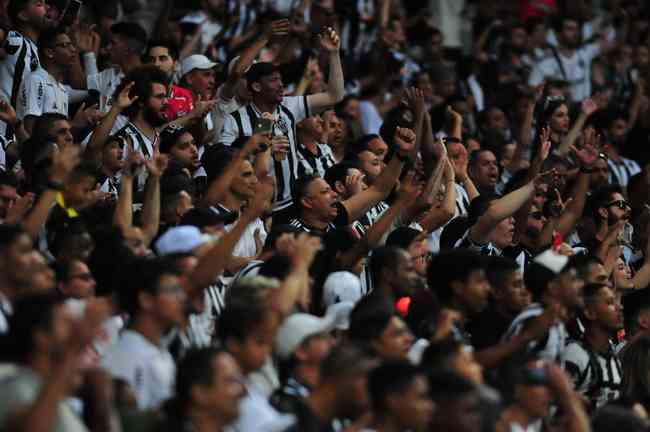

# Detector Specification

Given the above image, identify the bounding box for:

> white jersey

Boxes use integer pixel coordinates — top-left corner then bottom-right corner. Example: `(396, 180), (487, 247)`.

(0, 31), (41, 137)
(17, 68), (68, 119)
(87, 67), (128, 131)
(101, 330), (175, 410)
(529, 43), (600, 102)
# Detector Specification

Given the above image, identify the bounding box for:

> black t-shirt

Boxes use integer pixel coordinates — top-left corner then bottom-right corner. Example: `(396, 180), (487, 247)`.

(469, 305), (515, 351)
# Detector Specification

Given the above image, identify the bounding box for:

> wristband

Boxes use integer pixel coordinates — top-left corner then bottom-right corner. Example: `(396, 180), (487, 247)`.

(46, 179), (64, 191)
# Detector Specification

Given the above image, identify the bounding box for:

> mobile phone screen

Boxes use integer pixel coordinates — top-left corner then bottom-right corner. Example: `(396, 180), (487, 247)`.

(253, 118), (273, 135)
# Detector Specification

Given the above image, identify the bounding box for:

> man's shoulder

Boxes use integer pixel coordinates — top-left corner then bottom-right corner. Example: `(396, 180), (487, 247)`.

(171, 85), (193, 99)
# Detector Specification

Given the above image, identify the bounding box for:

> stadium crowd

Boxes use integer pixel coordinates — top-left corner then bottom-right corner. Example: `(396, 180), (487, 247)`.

(2, 0), (650, 431)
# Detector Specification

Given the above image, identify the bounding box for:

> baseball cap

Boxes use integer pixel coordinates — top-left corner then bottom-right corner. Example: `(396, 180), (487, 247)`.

(180, 54), (218, 78)
(274, 302), (354, 360)
(155, 225), (213, 256)
(245, 62), (280, 84)
(322, 271), (363, 307)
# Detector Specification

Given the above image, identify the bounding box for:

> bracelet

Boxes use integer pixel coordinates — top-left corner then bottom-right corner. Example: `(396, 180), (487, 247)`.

(46, 179), (64, 191)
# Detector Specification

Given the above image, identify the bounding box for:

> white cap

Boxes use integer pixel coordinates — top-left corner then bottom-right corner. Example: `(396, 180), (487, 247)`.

(322, 271), (363, 307)
(274, 302), (354, 360)
(155, 226), (213, 256)
(180, 54), (218, 78)
(533, 249), (569, 274)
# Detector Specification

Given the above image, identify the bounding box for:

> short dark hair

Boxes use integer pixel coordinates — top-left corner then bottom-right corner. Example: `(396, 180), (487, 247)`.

(0, 293), (63, 363)
(583, 282), (611, 307)
(368, 246), (404, 288)
(386, 227), (421, 251)
(345, 134), (380, 160)
(485, 256), (519, 292)
(428, 370), (476, 402)
(291, 173), (320, 211)
(421, 339), (464, 371)
(174, 347), (225, 410)
(324, 161), (360, 190)
(245, 62), (280, 90)
(38, 27), (69, 54)
(349, 296), (395, 344)
(369, 360), (423, 413)
(589, 185), (624, 220)
(145, 40), (179, 61)
(217, 294), (268, 343)
(427, 250), (485, 305)
(114, 65), (169, 118)
(116, 257), (180, 316)
(110, 22), (148, 54)
(159, 125), (190, 154)
(320, 343), (376, 381)
(201, 145), (236, 184)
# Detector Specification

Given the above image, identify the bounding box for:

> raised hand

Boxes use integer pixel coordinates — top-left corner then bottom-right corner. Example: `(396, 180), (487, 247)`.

(50, 145), (81, 183)
(288, 232), (323, 268)
(570, 142), (599, 168)
(581, 97), (598, 116)
(0, 99), (17, 126)
(538, 125), (552, 162)
(72, 102), (101, 128)
(144, 152), (169, 178)
(394, 127), (416, 157)
(191, 94), (218, 119)
(403, 87), (425, 115)
(264, 19), (291, 40)
(318, 27), (341, 52)
(446, 105), (463, 123)
(76, 24), (101, 55)
(114, 82), (139, 111)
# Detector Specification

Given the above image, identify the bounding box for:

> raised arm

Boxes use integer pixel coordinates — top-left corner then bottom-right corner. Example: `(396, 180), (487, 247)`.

(557, 98), (598, 156)
(221, 19), (290, 100)
(112, 147), (139, 231)
(342, 127), (415, 221)
(306, 28), (345, 112)
(140, 153), (168, 247)
(469, 180), (535, 244)
(188, 175), (274, 295)
(86, 82), (138, 162)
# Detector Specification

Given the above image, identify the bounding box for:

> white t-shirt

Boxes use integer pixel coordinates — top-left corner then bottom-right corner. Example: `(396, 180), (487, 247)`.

(227, 378), (295, 432)
(528, 43), (601, 102)
(359, 100), (383, 135)
(0, 31), (41, 137)
(212, 84), (242, 145)
(101, 330), (175, 410)
(17, 68), (68, 119)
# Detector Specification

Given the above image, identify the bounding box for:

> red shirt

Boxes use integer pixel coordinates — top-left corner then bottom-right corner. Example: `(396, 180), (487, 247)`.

(164, 85), (194, 121)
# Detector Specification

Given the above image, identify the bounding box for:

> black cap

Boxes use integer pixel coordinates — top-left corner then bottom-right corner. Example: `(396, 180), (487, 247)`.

(245, 62), (280, 84)
(180, 207), (238, 229)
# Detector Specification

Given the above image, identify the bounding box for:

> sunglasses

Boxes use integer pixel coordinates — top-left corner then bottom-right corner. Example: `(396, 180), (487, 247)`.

(607, 200), (630, 210)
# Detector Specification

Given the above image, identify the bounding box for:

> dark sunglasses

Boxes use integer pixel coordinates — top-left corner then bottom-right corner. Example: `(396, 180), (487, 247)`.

(607, 200), (630, 210)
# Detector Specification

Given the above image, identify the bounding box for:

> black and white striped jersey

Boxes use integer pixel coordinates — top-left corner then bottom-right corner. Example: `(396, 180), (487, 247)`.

(608, 157), (641, 188)
(563, 338), (622, 409)
(503, 302), (568, 364)
(0, 31), (41, 138)
(296, 143), (336, 179)
(454, 228), (500, 256)
(220, 97), (310, 212)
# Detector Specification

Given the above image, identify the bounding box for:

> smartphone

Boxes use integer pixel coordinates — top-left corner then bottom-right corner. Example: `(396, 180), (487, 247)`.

(253, 118), (274, 136)
(62, 0), (82, 27)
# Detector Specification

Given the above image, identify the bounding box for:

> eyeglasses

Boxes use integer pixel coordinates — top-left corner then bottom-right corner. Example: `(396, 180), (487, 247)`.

(607, 200), (630, 210)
